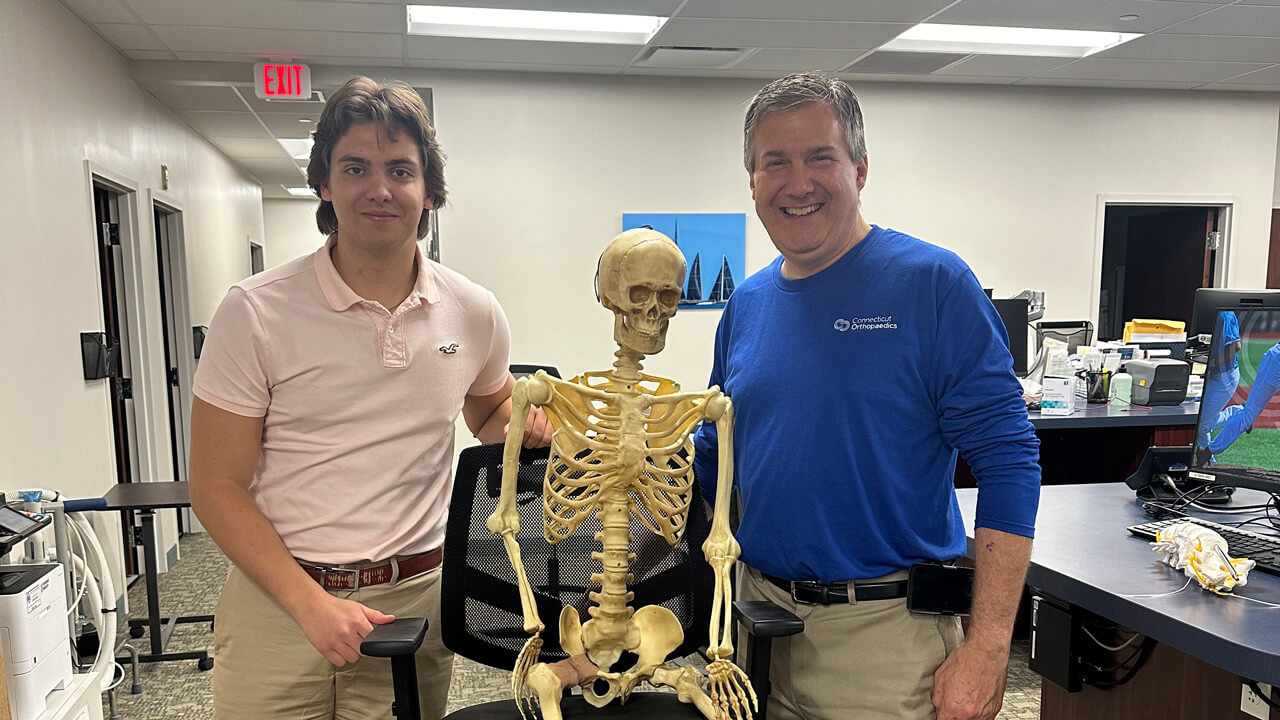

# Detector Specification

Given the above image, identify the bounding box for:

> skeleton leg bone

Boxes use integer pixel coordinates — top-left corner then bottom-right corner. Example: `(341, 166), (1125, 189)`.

(651, 664), (718, 720)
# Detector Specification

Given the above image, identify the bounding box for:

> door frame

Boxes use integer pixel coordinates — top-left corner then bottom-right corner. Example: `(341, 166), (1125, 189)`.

(1092, 193), (1237, 323)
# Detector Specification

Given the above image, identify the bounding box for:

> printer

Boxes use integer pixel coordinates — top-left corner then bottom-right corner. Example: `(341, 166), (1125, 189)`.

(0, 564), (72, 720)
(1126, 358), (1191, 406)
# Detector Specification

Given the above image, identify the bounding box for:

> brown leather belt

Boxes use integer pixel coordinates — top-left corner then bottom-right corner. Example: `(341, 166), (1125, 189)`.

(299, 547), (442, 591)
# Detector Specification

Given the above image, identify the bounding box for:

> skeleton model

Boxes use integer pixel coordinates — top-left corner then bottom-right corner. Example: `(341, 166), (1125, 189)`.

(1151, 521), (1255, 593)
(487, 229), (756, 720)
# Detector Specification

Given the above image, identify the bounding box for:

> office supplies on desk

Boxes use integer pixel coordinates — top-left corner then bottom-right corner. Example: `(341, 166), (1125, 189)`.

(1041, 375), (1075, 415)
(1127, 517), (1280, 577)
(1126, 359), (1190, 406)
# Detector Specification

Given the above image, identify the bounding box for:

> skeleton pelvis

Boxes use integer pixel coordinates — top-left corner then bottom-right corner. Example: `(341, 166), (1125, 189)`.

(565, 604), (684, 707)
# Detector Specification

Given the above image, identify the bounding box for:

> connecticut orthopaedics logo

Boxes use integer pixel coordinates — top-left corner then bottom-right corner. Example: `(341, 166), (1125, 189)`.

(833, 315), (898, 332)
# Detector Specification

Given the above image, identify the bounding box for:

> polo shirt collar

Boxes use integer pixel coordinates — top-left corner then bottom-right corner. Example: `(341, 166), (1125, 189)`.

(316, 234), (440, 312)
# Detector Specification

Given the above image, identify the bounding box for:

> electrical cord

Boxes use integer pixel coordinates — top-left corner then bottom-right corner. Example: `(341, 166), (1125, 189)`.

(1083, 637), (1158, 689)
(1246, 680), (1280, 711)
(1081, 625), (1141, 652)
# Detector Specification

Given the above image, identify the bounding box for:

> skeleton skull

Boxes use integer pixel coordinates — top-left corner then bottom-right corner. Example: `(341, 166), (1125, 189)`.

(597, 229), (686, 356)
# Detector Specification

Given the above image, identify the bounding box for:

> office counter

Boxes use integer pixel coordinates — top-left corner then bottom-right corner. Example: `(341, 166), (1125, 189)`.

(957, 401), (1200, 487)
(957, 484), (1280, 719)
(1028, 399), (1199, 430)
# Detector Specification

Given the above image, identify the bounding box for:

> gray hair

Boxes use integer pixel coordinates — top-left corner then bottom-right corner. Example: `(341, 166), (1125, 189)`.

(743, 72), (866, 172)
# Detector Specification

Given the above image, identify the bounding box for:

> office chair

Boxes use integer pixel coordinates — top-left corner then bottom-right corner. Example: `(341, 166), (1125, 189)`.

(364, 443), (802, 720)
(510, 364), (562, 379)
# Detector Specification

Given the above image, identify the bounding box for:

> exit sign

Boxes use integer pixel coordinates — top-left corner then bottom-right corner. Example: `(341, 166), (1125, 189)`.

(253, 63), (312, 100)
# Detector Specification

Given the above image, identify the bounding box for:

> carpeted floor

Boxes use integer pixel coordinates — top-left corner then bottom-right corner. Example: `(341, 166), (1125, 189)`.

(101, 532), (1042, 719)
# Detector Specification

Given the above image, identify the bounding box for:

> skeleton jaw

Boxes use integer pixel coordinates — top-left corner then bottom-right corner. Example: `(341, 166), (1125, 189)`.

(615, 313), (668, 355)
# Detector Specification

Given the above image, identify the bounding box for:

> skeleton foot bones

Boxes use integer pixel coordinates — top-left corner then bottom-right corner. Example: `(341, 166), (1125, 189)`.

(486, 228), (756, 720)
(1151, 521), (1255, 593)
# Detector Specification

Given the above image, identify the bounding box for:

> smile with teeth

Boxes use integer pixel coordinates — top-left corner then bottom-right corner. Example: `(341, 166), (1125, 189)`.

(783, 203), (822, 216)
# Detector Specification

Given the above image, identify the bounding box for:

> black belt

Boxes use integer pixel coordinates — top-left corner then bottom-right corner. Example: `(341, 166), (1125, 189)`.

(761, 571), (908, 605)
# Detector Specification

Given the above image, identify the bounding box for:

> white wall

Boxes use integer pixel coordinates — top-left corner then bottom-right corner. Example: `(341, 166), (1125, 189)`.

(283, 71), (1274, 389)
(263, 198), (326, 269)
(0, 0), (265, 599)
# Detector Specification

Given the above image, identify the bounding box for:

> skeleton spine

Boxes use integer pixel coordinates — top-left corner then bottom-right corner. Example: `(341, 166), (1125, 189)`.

(590, 492), (637, 625)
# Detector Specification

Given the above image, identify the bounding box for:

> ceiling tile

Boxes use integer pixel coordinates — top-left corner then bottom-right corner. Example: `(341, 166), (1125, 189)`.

(1162, 5), (1280, 36)
(1020, 77), (1204, 90)
(1094, 33), (1280, 63)
(239, 92), (329, 114)
(406, 58), (622, 75)
(123, 49), (177, 60)
(258, 112), (323, 135)
(649, 18), (911, 49)
(182, 111), (272, 138)
(1037, 57), (1271, 83)
(1212, 64), (1280, 83)
(152, 26), (403, 59)
(125, 0), (405, 33)
(236, 156), (308, 180)
(210, 136), (295, 159)
(932, 0), (1221, 33)
(675, 0), (951, 23)
(844, 51), (966, 74)
(729, 48), (869, 72)
(934, 54), (1073, 77)
(172, 51), (399, 67)
(838, 72), (1016, 85)
(58, 0), (136, 24)
(92, 22), (167, 50)
(146, 84), (249, 112)
(406, 36), (639, 65)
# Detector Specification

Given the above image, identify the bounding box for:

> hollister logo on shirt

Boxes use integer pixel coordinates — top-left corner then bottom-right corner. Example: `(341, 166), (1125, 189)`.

(439, 343), (459, 354)
(833, 315), (898, 332)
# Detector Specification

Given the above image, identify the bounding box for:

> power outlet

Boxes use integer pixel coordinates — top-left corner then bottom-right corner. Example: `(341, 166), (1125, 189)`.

(1242, 682), (1272, 720)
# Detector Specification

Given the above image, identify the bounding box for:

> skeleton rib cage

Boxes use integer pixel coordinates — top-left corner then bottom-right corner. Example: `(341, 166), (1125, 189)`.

(540, 370), (710, 548)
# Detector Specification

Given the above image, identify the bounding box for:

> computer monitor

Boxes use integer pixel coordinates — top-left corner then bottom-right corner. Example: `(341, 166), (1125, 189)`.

(1189, 288), (1280, 341)
(991, 298), (1029, 377)
(1189, 306), (1280, 493)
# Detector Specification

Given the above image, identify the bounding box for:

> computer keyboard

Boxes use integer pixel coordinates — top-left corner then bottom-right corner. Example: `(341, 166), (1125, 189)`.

(1127, 516), (1280, 577)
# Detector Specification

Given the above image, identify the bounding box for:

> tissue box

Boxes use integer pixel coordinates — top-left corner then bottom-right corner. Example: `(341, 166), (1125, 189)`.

(1041, 375), (1077, 416)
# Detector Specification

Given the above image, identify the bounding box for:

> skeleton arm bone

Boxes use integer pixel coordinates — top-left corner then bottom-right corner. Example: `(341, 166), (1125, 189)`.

(485, 374), (553, 634)
(701, 393), (739, 660)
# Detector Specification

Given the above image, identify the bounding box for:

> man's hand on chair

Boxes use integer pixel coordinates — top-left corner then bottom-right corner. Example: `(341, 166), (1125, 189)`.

(295, 594), (395, 667)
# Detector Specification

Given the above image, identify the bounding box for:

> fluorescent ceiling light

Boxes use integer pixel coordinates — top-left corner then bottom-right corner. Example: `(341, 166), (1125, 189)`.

(285, 186), (315, 197)
(407, 5), (666, 44)
(278, 138), (314, 160)
(880, 23), (1142, 58)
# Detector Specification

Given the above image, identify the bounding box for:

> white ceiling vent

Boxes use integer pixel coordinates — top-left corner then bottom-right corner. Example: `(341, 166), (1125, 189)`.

(635, 46), (749, 69)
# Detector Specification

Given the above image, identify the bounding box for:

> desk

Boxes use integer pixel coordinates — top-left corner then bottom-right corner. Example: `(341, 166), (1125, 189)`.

(103, 481), (213, 670)
(1027, 399), (1200, 430)
(956, 401), (1200, 487)
(957, 484), (1280, 719)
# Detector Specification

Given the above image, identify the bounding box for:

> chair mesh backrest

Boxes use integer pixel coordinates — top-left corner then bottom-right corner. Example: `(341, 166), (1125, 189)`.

(1037, 321), (1093, 354)
(442, 443), (714, 671)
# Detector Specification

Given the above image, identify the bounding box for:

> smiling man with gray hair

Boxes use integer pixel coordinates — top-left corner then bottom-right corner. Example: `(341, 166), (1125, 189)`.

(693, 72), (1040, 720)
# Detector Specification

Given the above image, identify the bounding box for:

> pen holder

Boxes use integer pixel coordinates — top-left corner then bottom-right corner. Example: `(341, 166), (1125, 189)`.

(1078, 369), (1111, 403)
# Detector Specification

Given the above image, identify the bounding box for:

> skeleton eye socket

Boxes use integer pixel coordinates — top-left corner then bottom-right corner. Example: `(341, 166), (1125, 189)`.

(658, 289), (679, 307)
(629, 286), (654, 304)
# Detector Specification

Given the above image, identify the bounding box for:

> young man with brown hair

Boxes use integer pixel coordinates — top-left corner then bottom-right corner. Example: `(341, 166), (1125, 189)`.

(190, 76), (549, 719)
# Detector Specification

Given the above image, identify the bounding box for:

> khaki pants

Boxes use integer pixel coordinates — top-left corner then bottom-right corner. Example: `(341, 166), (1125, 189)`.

(213, 563), (453, 720)
(738, 565), (963, 720)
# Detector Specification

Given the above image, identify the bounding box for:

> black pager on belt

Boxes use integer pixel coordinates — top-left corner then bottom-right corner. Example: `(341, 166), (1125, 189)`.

(906, 563), (973, 616)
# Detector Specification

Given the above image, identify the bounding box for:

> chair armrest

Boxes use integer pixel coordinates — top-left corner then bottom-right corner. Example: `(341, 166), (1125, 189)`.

(733, 600), (803, 638)
(360, 618), (428, 658)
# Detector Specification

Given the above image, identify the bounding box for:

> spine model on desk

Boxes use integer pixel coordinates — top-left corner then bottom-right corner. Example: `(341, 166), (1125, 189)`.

(1151, 522), (1254, 592)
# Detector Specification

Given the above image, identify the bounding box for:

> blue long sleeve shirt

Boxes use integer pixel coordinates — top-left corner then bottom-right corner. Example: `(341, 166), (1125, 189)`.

(693, 226), (1040, 582)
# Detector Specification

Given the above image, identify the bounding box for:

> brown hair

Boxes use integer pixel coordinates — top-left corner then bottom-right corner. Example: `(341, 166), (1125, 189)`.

(306, 76), (446, 239)
(743, 72), (866, 173)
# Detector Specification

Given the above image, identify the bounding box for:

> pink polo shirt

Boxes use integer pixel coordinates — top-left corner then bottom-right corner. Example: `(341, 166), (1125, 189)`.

(193, 237), (510, 564)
